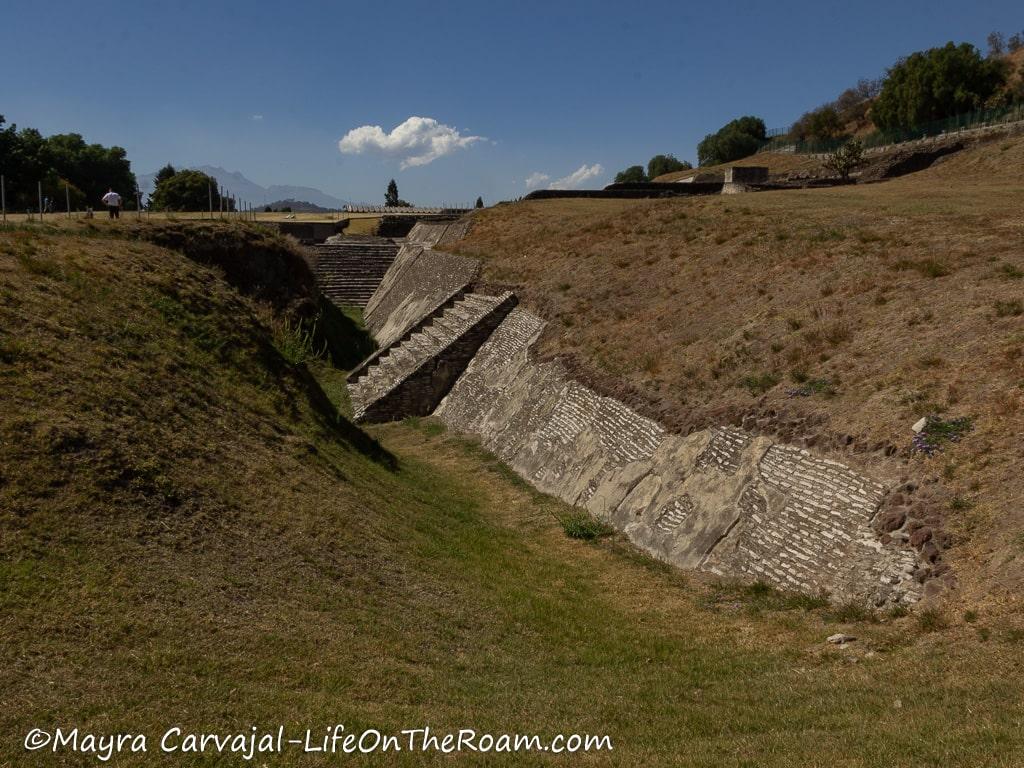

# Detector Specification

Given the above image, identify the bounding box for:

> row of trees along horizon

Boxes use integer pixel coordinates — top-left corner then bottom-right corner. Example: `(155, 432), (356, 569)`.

(0, 132), (481, 212)
(616, 31), (1024, 179)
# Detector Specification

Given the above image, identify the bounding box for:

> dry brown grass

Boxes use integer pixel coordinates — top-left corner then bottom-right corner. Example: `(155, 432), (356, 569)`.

(452, 134), (1024, 605)
(7, 223), (1024, 764)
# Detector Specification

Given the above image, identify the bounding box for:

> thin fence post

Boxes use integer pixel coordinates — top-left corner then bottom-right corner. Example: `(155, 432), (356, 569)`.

(1, 175), (6, 225)
(208, 183), (213, 220)
(66, 183), (71, 218)
(38, 181), (43, 223)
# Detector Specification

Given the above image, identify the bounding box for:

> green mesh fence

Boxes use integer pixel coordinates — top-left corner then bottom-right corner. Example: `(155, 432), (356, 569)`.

(758, 101), (1024, 155)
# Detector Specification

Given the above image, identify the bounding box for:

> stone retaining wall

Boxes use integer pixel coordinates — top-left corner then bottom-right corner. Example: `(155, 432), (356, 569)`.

(434, 307), (922, 606)
(355, 216), (928, 606)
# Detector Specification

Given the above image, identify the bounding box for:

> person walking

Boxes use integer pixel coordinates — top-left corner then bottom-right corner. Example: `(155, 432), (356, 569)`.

(101, 188), (121, 219)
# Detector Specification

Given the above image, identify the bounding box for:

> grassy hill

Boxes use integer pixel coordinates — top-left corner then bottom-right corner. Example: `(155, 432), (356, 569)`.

(5, 219), (1024, 765)
(452, 132), (1024, 607)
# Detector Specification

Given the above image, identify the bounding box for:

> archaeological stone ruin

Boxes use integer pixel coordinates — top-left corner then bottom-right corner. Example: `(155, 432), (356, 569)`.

(321, 218), (934, 607)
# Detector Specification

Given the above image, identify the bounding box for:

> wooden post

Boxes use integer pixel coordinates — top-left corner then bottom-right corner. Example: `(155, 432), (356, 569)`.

(208, 183), (213, 219)
(1, 175), (6, 225)
(66, 183), (71, 218)
(38, 181), (43, 222)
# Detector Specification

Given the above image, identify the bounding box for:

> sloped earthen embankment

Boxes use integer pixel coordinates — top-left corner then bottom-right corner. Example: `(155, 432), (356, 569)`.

(347, 220), (933, 607)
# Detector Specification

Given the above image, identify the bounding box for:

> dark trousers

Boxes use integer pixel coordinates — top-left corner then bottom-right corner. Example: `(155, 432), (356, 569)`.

(107, 206), (119, 219)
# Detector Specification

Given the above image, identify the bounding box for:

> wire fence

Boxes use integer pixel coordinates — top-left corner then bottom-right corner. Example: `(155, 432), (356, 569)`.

(344, 204), (472, 214)
(757, 101), (1024, 155)
(0, 176), (263, 225)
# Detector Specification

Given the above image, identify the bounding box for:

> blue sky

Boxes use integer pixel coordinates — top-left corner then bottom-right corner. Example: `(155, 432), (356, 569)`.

(2, 0), (1020, 205)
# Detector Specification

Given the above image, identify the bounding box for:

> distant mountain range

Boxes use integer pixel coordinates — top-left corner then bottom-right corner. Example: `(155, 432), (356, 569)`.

(136, 165), (348, 210)
(260, 199), (334, 213)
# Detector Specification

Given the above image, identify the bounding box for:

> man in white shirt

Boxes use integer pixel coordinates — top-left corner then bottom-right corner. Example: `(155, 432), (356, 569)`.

(101, 189), (121, 219)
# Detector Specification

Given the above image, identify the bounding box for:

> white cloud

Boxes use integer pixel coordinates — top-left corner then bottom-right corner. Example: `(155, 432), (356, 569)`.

(338, 116), (484, 169)
(526, 164), (604, 190)
(524, 172), (550, 189)
(549, 163), (604, 190)
(251, 114), (264, 122)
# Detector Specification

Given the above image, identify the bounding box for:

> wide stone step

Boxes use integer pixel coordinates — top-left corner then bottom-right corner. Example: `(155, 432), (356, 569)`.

(310, 239), (400, 309)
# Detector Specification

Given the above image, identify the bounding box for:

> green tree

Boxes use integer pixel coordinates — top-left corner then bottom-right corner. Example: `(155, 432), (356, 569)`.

(872, 42), (1007, 130)
(0, 117), (137, 210)
(987, 31), (1005, 57)
(149, 169), (220, 211)
(385, 178), (399, 207)
(613, 165), (647, 183)
(475, 196), (484, 208)
(44, 132), (137, 208)
(154, 164), (177, 188)
(824, 139), (865, 180)
(646, 154), (692, 179)
(0, 119), (49, 209)
(697, 116), (766, 166)
(799, 106), (845, 142)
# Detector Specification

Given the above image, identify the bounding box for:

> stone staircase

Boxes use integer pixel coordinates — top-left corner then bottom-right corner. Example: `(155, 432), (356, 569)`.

(312, 237), (400, 307)
(348, 292), (517, 423)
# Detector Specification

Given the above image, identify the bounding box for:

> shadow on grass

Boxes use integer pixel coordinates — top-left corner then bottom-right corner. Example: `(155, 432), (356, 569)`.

(316, 298), (377, 370)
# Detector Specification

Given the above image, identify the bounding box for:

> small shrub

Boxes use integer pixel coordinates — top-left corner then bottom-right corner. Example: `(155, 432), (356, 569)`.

(823, 140), (866, 180)
(913, 415), (973, 455)
(999, 263), (1024, 279)
(810, 228), (845, 242)
(828, 601), (874, 623)
(274, 315), (327, 365)
(950, 495), (973, 511)
(916, 607), (948, 632)
(558, 512), (612, 541)
(787, 378), (836, 398)
(822, 321), (853, 345)
(994, 300), (1023, 318)
(917, 259), (951, 278)
(641, 353), (660, 376)
(741, 372), (779, 395)
(892, 259), (951, 278)
(888, 604), (910, 619)
(1004, 627), (1024, 643)
(963, 609), (979, 624)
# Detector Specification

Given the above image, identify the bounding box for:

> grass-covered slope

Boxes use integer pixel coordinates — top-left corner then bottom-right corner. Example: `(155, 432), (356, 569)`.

(5, 221), (1024, 766)
(452, 134), (1024, 603)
